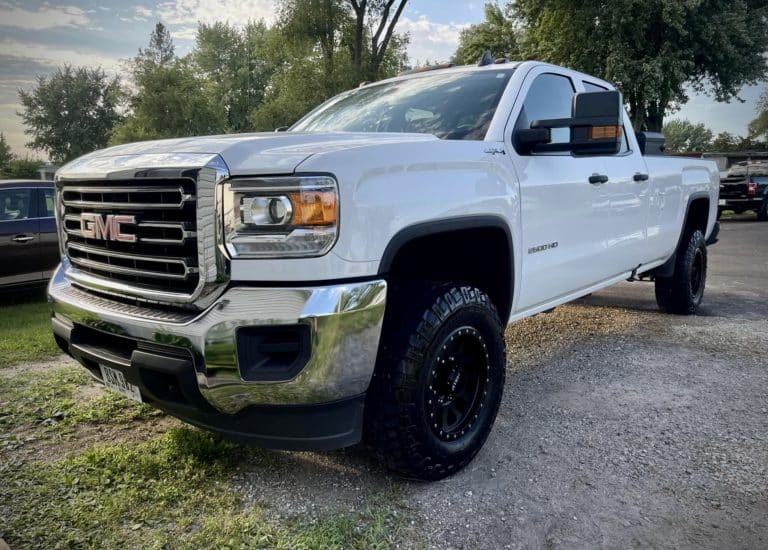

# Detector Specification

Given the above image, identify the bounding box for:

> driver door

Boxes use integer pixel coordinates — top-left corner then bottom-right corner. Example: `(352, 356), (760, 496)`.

(505, 70), (616, 311)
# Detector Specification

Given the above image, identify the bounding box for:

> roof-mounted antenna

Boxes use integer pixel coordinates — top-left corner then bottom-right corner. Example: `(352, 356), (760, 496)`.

(478, 50), (494, 66)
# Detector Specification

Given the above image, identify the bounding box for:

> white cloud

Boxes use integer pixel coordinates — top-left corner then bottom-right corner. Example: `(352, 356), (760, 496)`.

(170, 26), (199, 41)
(398, 16), (469, 65)
(0, 2), (93, 30)
(156, 0), (278, 27)
(135, 6), (154, 19)
(0, 39), (122, 73)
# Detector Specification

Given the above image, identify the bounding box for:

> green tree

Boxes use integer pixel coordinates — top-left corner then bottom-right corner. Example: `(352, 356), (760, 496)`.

(249, 0), (408, 130)
(193, 21), (282, 133)
(17, 65), (123, 163)
(748, 89), (768, 141)
(0, 158), (43, 179)
(662, 120), (713, 153)
(278, 0), (353, 96)
(0, 133), (12, 171)
(348, 0), (410, 79)
(453, 3), (519, 64)
(110, 60), (225, 144)
(135, 22), (175, 77)
(711, 132), (741, 152)
(512, 0), (768, 131)
(112, 26), (224, 144)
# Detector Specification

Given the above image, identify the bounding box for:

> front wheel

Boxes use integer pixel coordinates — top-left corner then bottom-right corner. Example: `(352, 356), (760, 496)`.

(364, 283), (506, 480)
(655, 230), (707, 315)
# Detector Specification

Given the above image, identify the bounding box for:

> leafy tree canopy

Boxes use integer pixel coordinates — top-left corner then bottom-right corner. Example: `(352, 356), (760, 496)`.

(0, 158), (44, 179)
(662, 119), (713, 153)
(0, 133), (12, 170)
(110, 60), (225, 144)
(748, 89), (768, 141)
(453, 3), (519, 65)
(193, 21), (282, 133)
(134, 22), (175, 77)
(18, 65), (123, 163)
(511, 0), (768, 131)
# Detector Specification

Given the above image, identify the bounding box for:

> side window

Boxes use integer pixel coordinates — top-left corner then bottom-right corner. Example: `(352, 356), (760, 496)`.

(583, 80), (630, 154)
(515, 73), (575, 150)
(0, 189), (33, 221)
(40, 188), (55, 217)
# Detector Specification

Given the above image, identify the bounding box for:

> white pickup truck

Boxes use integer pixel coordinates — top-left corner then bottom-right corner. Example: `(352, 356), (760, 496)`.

(49, 60), (719, 480)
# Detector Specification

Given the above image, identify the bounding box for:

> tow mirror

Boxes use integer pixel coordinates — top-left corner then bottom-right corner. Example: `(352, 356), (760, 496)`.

(517, 90), (623, 156)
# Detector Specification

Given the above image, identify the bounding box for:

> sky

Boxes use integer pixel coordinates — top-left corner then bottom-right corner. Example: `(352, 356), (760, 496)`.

(0, 0), (765, 159)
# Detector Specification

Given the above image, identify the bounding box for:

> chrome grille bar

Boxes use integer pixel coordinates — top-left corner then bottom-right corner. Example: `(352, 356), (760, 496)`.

(62, 185), (193, 210)
(67, 242), (198, 281)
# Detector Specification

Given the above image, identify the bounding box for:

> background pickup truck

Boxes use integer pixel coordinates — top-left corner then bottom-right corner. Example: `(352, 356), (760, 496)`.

(718, 161), (768, 220)
(49, 60), (719, 480)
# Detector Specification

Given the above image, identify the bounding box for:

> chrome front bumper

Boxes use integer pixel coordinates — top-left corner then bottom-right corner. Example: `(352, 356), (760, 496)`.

(49, 264), (387, 414)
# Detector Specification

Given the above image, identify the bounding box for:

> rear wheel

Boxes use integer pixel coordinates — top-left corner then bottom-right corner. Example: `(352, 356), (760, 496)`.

(655, 230), (707, 315)
(364, 283), (505, 480)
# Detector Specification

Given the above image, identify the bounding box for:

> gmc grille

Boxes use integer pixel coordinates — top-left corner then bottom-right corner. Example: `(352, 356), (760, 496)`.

(60, 178), (200, 295)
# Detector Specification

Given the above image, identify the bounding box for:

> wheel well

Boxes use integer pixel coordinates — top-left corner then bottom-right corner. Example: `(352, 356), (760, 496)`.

(380, 223), (513, 321)
(685, 197), (709, 235)
(647, 195), (710, 279)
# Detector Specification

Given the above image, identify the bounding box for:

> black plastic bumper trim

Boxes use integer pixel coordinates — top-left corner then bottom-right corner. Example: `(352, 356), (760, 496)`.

(55, 320), (365, 451)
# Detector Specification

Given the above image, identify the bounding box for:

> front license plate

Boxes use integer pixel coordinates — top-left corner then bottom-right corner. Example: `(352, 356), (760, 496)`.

(99, 364), (143, 403)
(718, 199), (726, 206)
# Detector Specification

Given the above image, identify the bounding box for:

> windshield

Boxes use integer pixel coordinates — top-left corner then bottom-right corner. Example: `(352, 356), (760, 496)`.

(292, 69), (514, 140)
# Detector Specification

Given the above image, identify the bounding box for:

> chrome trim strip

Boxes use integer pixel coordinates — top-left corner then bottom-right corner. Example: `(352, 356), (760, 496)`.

(62, 185), (193, 210)
(67, 241), (196, 274)
(49, 265), (387, 412)
(65, 259), (201, 304)
(69, 256), (195, 281)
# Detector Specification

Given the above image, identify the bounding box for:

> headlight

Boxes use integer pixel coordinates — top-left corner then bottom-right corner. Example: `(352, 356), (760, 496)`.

(220, 175), (339, 258)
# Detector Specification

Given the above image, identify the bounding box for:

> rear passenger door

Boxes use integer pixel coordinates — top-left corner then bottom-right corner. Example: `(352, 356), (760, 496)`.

(0, 187), (41, 286)
(581, 80), (651, 271)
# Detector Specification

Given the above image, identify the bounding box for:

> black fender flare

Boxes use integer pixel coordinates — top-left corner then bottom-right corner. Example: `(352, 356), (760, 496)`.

(377, 215), (515, 319)
(649, 191), (712, 278)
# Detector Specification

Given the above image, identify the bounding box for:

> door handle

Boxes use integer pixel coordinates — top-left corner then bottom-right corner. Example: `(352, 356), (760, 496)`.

(633, 172), (649, 182)
(589, 174), (609, 184)
(12, 234), (35, 243)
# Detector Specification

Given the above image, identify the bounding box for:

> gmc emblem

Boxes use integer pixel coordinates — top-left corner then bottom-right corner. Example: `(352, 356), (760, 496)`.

(80, 213), (136, 242)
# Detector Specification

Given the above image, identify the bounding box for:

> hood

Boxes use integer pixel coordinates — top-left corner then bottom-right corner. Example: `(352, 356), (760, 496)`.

(58, 132), (438, 179)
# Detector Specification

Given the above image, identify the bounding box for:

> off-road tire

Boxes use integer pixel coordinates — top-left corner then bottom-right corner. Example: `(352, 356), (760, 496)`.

(364, 283), (506, 480)
(655, 229), (707, 315)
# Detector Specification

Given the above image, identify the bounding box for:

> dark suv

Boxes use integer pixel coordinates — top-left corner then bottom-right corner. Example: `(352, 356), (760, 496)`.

(0, 180), (59, 289)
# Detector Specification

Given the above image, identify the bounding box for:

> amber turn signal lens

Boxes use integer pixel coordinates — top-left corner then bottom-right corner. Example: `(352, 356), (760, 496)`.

(589, 125), (623, 140)
(287, 190), (337, 226)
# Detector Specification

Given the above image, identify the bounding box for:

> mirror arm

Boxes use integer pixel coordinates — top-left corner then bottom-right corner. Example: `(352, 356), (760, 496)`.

(531, 116), (621, 130)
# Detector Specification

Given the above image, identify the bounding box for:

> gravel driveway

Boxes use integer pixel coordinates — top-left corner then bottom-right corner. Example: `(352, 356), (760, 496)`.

(234, 217), (768, 548)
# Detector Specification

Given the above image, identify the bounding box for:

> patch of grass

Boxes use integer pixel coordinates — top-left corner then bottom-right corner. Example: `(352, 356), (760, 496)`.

(0, 365), (161, 446)
(0, 289), (60, 368)
(1, 428), (407, 549)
